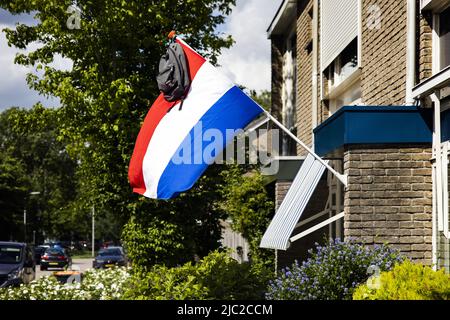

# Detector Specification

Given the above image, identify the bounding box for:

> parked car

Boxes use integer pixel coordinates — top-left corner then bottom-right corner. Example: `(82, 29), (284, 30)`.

(0, 242), (35, 288)
(93, 246), (127, 269)
(40, 247), (72, 271)
(33, 245), (47, 265)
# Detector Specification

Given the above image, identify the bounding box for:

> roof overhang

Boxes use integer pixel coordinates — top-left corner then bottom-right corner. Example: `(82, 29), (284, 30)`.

(262, 156), (305, 185)
(267, 0), (297, 39)
(313, 106), (433, 157)
(412, 65), (450, 100)
(420, 0), (450, 12)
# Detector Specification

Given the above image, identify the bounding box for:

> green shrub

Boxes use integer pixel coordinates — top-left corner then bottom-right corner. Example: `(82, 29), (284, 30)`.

(121, 216), (187, 268)
(0, 267), (131, 300)
(353, 260), (450, 300)
(125, 263), (208, 300)
(124, 250), (271, 300)
(266, 239), (405, 300)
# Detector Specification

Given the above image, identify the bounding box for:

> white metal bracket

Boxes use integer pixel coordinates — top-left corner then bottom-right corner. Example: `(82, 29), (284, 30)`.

(290, 212), (345, 243)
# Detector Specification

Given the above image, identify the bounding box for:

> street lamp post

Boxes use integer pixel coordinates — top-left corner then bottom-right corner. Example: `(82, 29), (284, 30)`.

(91, 206), (95, 258)
(24, 191), (41, 243)
(23, 209), (26, 243)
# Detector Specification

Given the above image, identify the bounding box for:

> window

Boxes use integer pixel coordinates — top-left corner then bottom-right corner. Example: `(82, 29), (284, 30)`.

(323, 38), (362, 115)
(281, 29), (297, 156)
(416, 0), (450, 271)
(321, 0), (359, 71)
(439, 6), (450, 70)
(327, 160), (344, 240)
(435, 141), (450, 271)
(429, 2), (450, 73)
(324, 39), (358, 89)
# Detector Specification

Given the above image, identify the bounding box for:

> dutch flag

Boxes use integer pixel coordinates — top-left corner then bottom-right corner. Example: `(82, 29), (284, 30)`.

(128, 38), (263, 199)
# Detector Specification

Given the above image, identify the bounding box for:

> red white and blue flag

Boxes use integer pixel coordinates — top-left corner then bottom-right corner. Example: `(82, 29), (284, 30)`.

(128, 38), (263, 199)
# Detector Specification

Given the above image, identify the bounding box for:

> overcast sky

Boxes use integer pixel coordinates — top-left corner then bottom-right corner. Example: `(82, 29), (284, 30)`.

(0, 0), (282, 111)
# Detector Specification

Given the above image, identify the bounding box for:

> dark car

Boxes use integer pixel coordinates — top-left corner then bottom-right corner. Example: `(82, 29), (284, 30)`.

(0, 242), (35, 288)
(93, 247), (127, 269)
(40, 247), (72, 271)
(33, 246), (48, 265)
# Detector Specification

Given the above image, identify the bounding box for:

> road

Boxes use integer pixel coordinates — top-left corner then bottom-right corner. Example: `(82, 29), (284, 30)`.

(35, 258), (93, 280)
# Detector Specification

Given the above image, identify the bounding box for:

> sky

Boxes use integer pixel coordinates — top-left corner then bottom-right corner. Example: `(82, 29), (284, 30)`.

(216, 0), (282, 91)
(0, 0), (282, 111)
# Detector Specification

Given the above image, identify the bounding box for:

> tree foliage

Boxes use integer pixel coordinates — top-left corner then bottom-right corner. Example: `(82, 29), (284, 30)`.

(1, 0), (236, 213)
(0, 105), (84, 241)
(219, 165), (275, 268)
(124, 250), (270, 300)
(0, 153), (28, 240)
(2, 0), (238, 266)
(122, 165), (227, 268)
(353, 260), (450, 300)
(0, 1), (279, 272)
(250, 90), (271, 111)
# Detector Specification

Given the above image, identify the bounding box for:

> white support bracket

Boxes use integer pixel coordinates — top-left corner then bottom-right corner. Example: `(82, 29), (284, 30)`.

(245, 116), (271, 134)
(290, 212), (345, 243)
(262, 110), (348, 187)
(294, 205), (330, 230)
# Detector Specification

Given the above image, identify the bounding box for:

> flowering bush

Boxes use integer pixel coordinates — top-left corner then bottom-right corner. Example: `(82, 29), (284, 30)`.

(266, 239), (405, 300)
(353, 260), (450, 300)
(0, 267), (131, 300)
(79, 267), (131, 300)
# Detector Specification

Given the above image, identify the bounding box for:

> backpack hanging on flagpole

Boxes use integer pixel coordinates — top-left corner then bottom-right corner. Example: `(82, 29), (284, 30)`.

(156, 38), (191, 102)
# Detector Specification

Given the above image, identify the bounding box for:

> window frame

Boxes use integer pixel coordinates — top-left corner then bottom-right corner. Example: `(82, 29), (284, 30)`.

(431, 3), (450, 74)
(320, 0), (363, 115)
(421, 0), (450, 11)
(281, 24), (298, 156)
(322, 39), (362, 115)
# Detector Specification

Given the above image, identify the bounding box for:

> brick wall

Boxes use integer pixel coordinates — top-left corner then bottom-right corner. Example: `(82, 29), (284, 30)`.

(418, 5), (433, 82)
(361, 0), (408, 105)
(343, 144), (433, 265)
(271, 36), (284, 122)
(296, 0), (314, 156)
(275, 181), (293, 209)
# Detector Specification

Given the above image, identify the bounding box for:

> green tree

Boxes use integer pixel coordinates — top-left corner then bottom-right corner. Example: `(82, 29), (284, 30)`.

(0, 106), (83, 242)
(219, 165), (275, 269)
(1, 0), (235, 211)
(0, 153), (28, 240)
(122, 165), (227, 268)
(250, 90), (271, 111)
(1, 0), (236, 265)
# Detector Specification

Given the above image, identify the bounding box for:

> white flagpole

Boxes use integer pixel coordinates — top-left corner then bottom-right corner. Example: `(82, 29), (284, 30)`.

(258, 108), (347, 187)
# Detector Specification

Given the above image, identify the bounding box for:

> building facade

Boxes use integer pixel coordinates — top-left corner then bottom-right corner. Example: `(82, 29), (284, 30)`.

(261, 0), (450, 271)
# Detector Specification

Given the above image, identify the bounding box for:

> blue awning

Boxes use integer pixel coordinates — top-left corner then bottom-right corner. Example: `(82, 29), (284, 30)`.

(313, 106), (433, 157)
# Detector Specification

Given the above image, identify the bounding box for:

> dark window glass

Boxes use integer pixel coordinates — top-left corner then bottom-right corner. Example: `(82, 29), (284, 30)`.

(440, 6), (450, 36)
(440, 6), (450, 69)
(0, 245), (23, 264)
(99, 249), (122, 256)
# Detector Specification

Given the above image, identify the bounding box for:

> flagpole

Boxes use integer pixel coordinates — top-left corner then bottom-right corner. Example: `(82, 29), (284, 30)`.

(259, 108), (348, 186)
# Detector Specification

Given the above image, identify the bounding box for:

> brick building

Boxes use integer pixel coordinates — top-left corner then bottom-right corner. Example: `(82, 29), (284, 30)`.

(260, 0), (450, 271)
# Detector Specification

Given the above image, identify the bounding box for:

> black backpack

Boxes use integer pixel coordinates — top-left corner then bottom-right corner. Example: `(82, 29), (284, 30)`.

(157, 42), (191, 102)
